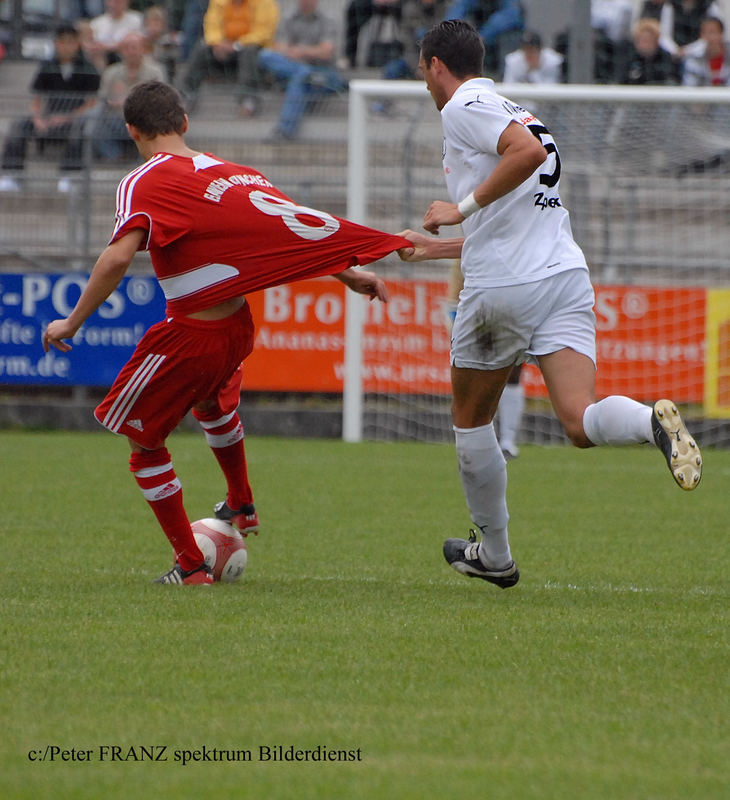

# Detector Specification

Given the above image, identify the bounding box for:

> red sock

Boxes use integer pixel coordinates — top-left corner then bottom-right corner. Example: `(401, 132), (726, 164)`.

(129, 447), (204, 572)
(193, 409), (253, 510)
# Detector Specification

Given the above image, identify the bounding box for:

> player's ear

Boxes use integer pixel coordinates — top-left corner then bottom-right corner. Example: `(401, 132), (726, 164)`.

(126, 122), (140, 142)
(428, 56), (447, 77)
(181, 114), (189, 134)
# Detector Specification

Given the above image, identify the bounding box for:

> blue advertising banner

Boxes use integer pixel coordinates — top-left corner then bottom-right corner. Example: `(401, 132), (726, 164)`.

(0, 273), (166, 386)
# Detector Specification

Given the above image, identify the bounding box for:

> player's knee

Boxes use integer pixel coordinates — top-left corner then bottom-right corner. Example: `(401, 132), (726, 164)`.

(452, 406), (496, 429)
(564, 422), (594, 449)
(192, 399), (223, 420)
(129, 446), (171, 473)
(451, 396), (497, 429)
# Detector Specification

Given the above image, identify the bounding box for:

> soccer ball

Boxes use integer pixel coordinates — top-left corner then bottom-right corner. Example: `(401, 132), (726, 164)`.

(192, 518), (248, 583)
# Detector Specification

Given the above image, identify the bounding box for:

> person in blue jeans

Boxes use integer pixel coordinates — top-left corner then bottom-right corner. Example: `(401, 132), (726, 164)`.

(369, 0), (446, 114)
(257, 0), (345, 140)
(445, 0), (524, 73)
(445, 0), (523, 47)
(380, 0), (447, 80)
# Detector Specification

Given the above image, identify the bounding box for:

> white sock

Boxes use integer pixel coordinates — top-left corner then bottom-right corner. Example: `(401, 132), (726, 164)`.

(582, 396), (654, 446)
(454, 423), (512, 568)
(497, 382), (524, 451)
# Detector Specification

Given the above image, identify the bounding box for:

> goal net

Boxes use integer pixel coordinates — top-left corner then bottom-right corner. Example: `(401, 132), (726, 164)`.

(344, 81), (730, 447)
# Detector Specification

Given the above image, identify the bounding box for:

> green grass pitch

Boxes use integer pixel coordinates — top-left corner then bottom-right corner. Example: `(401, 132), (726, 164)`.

(1, 430), (727, 799)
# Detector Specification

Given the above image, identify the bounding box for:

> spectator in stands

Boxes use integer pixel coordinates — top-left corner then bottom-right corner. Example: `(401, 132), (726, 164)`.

(445, 0), (523, 43)
(344, 0), (402, 69)
(143, 4), (179, 81)
(377, 0), (447, 80)
(594, 0), (635, 78)
(91, 31), (166, 161)
(445, 1), (525, 73)
(618, 17), (679, 84)
(177, 0), (208, 63)
(87, 0), (144, 72)
(502, 30), (563, 83)
(0, 23), (100, 194)
(659, 0), (724, 56)
(163, 0), (188, 34)
(368, 0), (444, 114)
(682, 15), (730, 85)
(672, 15), (730, 175)
(556, 0), (634, 83)
(609, 15), (680, 168)
(77, 18), (96, 62)
(592, 0), (634, 45)
(179, 0), (279, 116)
(258, 0), (345, 140)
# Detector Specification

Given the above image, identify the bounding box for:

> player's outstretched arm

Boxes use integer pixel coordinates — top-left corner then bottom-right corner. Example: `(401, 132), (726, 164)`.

(397, 229), (464, 262)
(334, 268), (390, 303)
(43, 229), (145, 353)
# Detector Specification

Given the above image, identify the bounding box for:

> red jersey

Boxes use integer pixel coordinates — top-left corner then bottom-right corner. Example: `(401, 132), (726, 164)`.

(111, 152), (410, 315)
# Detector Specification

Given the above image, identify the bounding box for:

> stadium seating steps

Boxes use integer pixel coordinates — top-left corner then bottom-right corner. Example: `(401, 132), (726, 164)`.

(0, 56), (441, 265)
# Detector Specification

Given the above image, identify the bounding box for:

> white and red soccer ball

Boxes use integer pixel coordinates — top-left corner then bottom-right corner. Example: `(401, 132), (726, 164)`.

(192, 518), (247, 583)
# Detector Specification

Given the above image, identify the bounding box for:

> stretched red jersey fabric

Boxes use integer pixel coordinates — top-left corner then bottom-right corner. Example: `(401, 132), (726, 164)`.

(111, 152), (410, 315)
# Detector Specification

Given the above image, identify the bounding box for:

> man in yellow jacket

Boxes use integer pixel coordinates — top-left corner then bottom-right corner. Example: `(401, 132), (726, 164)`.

(179, 0), (279, 114)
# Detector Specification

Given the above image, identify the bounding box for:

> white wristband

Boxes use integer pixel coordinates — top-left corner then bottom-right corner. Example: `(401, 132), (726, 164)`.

(457, 191), (481, 219)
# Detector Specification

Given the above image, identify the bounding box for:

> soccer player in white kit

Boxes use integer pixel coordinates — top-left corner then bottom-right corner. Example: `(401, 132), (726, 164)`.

(399, 20), (702, 589)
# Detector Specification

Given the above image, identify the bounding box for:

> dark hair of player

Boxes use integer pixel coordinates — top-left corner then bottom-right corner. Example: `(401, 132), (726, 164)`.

(123, 81), (186, 137)
(420, 19), (485, 79)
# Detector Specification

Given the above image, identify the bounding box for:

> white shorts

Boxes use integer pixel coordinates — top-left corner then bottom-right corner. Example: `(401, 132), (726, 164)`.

(451, 268), (596, 370)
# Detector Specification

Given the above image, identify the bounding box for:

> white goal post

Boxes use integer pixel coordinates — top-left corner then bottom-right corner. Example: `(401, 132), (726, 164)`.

(344, 80), (730, 444)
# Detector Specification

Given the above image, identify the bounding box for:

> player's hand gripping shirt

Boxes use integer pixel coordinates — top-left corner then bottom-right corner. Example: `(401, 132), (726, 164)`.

(441, 78), (588, 288)
(111, 152), (409, 315)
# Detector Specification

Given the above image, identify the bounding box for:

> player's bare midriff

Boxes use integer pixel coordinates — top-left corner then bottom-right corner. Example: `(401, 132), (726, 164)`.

(185, 296), (245, 321)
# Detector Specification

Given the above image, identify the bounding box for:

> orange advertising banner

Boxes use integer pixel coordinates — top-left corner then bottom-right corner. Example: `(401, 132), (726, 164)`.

(244, 279), (452, 393)
(245, 280), (707, 404)
(523, 285), (706, 403)
(244, 279), (347, 392)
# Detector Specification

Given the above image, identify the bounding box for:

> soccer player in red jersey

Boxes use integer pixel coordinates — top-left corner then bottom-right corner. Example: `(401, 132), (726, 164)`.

(43, 80), (410, 585)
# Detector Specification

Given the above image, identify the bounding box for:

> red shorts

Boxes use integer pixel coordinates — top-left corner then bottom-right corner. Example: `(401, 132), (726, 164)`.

(95, 303), (255, 448)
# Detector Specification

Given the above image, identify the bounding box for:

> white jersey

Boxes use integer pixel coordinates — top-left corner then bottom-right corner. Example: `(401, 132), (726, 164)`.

(441, 78), (588, 288)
